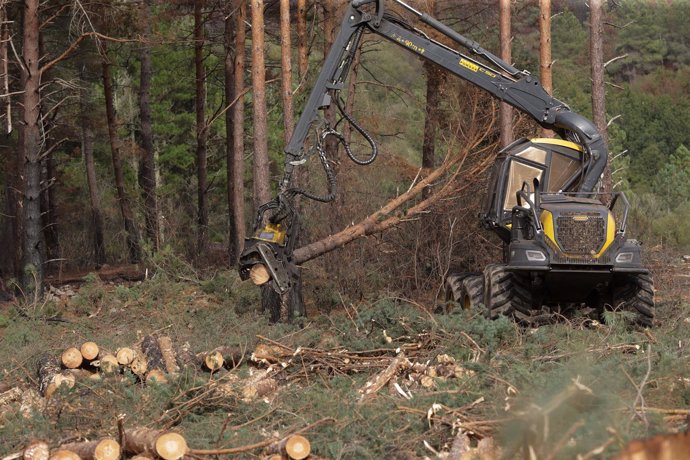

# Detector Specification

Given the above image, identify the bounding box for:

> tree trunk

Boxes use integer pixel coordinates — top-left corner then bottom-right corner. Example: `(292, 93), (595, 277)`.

(539, 0), (554, 138)
(251, 0), (271, 209)
(590, 0), (610, 193)
(100, 42), (142, 264)
(422, 63), (443, 199)
(499, 0), (512, 148)
(138, 0), (159, 250)
(297, 0), (308, 80)
(81, 64), (106, 268)
(280, 0), (294, 143)
(225, 0), (246, 264)
(20, 0), (44, 296)
(41, 147), (59, 267)
(195, 0), (209, 257)
(1, 7), (10, 135)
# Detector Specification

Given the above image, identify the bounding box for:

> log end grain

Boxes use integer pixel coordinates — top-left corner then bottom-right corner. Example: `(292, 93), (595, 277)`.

(285, 435), (310, 460)
(48, 450), (80, 460)
(80, 342), (100, 361)
(94, 439), (120, 460)
(155, 433), (188, 460)
(61, 348), (83, 369)
(204, 351), (224, 372)
(116, 347), (136, 366)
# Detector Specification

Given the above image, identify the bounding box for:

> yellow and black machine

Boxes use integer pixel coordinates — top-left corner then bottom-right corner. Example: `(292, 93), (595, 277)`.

(239, 0), (654, 325)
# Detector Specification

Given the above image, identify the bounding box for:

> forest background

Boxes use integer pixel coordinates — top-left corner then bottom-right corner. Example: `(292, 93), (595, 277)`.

(0, 0), (689, 301)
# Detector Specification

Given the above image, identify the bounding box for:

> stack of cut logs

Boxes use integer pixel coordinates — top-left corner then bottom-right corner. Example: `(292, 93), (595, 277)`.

(20, 430), (190, 460)
(17, 431), (320, 460)
(36, 336), (249, 397)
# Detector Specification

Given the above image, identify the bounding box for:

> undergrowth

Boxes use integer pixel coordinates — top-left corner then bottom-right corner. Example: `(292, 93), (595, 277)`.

(0, 269), (689, 458)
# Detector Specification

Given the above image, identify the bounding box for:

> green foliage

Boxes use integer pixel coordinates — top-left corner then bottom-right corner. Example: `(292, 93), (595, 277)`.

(654, 144), (690, 210)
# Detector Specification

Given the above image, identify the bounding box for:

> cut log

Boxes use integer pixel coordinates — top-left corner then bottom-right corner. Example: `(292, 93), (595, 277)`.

(145, 369), (168, 384)
(122, 429), (186, 459)
(122, 428), (164, 456)
(96, 354), (120, 374)
(59, 439), (120, 460)
(201, 350), (224, 371)
(116, 348), (136, 366)
(155, 433), (188, 460)
(358, 353), (407, 401)
(23, 441), (50, 460)
(130, 356), (148, 377)
(141, 335), (165, 372)
(285, 435), (310, 460)
(48, 451), (80, 460)
(157, 336), (180, 374)
(37, 355), (61, 397)
(212, 346), (245, 369)
(252, 344), (290, 364)
(80, 342), (100, 361)
(249, 264), (270, 285)
(265, 435), (310, 460)
(61, 347), (83, 369)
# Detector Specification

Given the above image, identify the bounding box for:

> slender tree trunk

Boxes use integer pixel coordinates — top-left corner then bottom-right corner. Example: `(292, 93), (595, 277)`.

(499, 0), (512, 148)
(42, 149), (59, 267)
(421, 0), (440, 182)
(226, 0), (246, 264)
(251, 0), (270, 208)
(280, 0), (294, 143)
(195, 0), (209, 256)
(1, 7), (10, 135)
(80, 63), (106, 268)
(539, 0), (554, 137)
(20, 0), (44, 295)
(138, 0), (159, 250)
(101, 43), (142, 264)
(590, 0), (610, 193)
(297, 0), (308, 80)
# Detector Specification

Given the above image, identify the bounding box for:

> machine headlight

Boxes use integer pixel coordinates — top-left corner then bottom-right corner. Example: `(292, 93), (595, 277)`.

(526, 250), (547, 262)
(615, 252), (634, 264)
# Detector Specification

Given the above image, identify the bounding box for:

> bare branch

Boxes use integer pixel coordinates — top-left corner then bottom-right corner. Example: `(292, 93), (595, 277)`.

(604, 54), (628, 68)
(606, 114), (622, 128)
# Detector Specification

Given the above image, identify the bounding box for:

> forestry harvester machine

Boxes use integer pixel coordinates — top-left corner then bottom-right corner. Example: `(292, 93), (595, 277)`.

(239, 0), (654, 326)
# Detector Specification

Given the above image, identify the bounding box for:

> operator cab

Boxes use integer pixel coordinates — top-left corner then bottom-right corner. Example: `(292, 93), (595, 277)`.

(482, 137), (585, 239)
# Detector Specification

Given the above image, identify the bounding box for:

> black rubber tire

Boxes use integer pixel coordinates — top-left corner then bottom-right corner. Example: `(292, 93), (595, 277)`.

(611, 273), (655, 327)
(483, 264), (533, 323)
(444, 273), (484, 313)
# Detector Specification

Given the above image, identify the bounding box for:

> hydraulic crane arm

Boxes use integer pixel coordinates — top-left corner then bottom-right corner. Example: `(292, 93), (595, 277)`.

(239, 0), (608, 307)
(280, 0), (607, 195)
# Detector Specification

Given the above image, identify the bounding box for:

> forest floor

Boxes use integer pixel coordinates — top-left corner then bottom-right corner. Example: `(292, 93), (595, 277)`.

(0, 249), (689, 459)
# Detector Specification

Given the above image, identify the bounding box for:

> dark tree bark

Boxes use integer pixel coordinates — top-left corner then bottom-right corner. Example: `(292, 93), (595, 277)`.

(280, 0), (294, 143)
(297, 0), (308, 80)
(41, 148), (59, 268)
(80, 63), (106, 268)
(590, 0), (610, 193)
(100, 42), (142, 264)
(421, 0), (441, 183)
(195, 0), (209, 256)
(225, 0), (246, 264)
(1, 6), (10, 135)
(539, 0), (554, 138)
(251, 0), (270, 208)
(499, 0), (512, 148)
(138, 0), (159, 250)
(20, 0), (44, 294)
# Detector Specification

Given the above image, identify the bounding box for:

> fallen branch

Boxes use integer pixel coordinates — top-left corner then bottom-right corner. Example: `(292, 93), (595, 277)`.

(188, 417), (335, 456)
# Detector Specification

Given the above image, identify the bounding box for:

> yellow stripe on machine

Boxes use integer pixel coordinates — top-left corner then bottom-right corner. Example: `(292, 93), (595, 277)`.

(530, 138), (584, 152)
